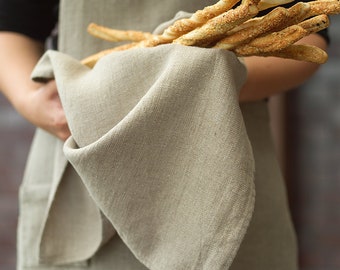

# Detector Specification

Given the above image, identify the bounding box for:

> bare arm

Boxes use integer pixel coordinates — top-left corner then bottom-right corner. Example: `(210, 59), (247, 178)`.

(239, 33), (328, 102)
(0, 32), (70, 140)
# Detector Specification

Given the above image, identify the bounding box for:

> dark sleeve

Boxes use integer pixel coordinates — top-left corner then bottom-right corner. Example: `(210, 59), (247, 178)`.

(258, 1), (330, 44)
(0, 0), (59, 42)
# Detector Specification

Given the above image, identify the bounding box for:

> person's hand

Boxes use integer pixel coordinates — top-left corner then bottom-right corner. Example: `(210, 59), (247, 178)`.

(18, 80), (71, 141)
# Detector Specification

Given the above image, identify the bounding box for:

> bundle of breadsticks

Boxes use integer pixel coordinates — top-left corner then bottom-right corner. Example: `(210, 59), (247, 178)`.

(81, 0), (340, 68)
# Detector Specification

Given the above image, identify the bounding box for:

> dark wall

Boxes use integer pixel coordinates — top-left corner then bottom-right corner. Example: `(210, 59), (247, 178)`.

(287, 15), (340, 270)
(0, 96), (34, 269)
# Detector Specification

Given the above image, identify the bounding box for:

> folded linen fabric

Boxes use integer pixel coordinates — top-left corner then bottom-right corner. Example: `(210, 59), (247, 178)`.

(31, 43), (255, 269)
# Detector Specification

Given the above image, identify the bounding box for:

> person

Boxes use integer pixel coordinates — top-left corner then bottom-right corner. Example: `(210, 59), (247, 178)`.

(0, 0), (329, 269)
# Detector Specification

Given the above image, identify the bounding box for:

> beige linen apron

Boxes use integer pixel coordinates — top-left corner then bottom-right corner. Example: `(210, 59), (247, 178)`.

(17, 1), (297, 269)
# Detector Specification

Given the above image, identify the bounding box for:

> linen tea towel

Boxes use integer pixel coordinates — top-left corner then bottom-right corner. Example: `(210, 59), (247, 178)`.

(31, 43), (255, 269)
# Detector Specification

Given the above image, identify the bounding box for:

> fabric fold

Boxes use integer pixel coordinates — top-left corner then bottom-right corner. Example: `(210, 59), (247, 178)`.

(38, 163), (115, 265)
(32, 44), (255, 269)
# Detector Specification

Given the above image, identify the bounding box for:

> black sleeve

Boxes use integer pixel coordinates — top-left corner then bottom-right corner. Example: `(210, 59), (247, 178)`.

(0, 0), (59, 42)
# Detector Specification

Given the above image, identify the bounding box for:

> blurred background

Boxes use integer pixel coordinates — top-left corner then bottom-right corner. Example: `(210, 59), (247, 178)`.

(285, 15), (340, 270)
(0, 93), (34, 268)
(0, 15), (340, 270)
(270, 14), (340, 270)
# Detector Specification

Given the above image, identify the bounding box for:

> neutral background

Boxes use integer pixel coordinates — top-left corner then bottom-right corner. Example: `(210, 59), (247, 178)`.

(1, 16), (340, 270)
(286, 15), (340, 270)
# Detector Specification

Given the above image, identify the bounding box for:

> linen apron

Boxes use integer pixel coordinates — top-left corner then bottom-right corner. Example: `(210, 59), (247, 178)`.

(17, 0), (297, 269)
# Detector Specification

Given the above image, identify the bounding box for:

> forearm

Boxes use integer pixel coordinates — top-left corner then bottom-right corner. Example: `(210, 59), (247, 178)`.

(239, 34), (328, 102)
(0, 32), (44, 110)
(0, 31), (70, 140)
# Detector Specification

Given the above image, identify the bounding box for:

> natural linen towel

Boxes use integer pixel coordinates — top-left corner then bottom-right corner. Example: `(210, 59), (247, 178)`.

(31, 44), (255, 269)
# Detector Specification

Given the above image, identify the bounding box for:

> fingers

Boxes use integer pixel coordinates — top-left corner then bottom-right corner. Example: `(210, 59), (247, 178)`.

(41, 81), (71, 141)
(22, 80), (71, 141)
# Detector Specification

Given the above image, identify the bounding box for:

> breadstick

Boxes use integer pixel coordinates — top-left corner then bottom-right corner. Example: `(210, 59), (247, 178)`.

(81, 0), (340, 67)
(174, 0), (259, 46)
(225, 1), (309, 37)
(87, 23), (153, 42)
(263, 44), (328, 63)
(161, 0), (241, 40)
(233, 25), (307, 55)
(274, 2), (311, 28)
(131, 0), (243, 49)
(81, 42), (138, 68)
(257, 0), (294, 10)
(298, 14), (329, 34)
(234, 15), (329, 60)
(214, 4), (307, 50)
(86, 0), (245, 51)
(307, 0), (340, 17)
